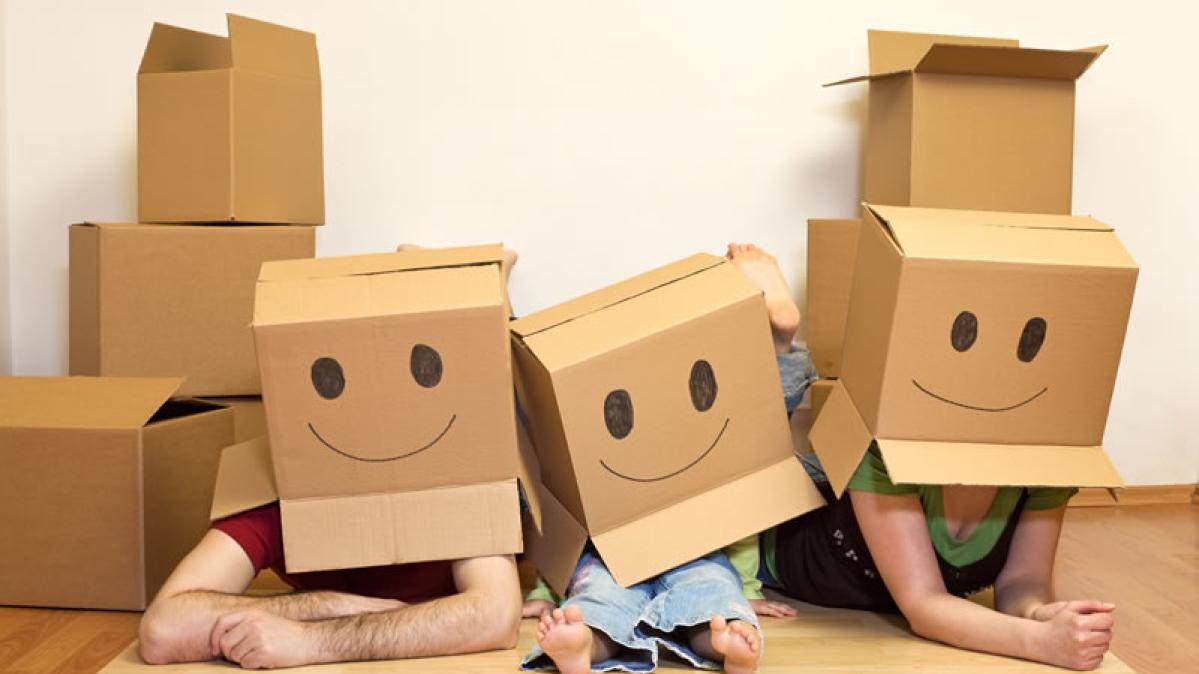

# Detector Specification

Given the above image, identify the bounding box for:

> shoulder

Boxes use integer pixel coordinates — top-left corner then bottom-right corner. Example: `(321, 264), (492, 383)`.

(846, 444), (922, 498)
(211, 502), (283, 572)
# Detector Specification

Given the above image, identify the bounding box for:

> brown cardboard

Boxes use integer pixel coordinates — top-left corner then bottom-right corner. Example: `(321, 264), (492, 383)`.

(810, 205), (1137, 495)
(137, 15), (324, 224)
(0, 377), (233, 610)
(512, 254), (825, 592)
(829, 30), (1105, 214)
(806, 219), (861, 377)
(200, 397), (267, 443)
(69, 223), (315, 397)
(249, 245), (531, 573)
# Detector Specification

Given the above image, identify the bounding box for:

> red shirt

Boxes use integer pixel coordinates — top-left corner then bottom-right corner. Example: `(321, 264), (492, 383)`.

(212, 503), (457, 604)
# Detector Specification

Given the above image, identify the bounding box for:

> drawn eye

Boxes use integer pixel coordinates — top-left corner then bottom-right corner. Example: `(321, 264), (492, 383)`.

(951, 311), (978, 352)
(689, 360), (718, 412)
(1017, 318), (1047, 363)
(604, 390), (634, 439)
(410, 344), (443, 388)
(311, 357), (345, 399)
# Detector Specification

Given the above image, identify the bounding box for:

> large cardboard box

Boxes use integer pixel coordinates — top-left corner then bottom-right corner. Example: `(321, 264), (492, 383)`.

(247, 245), (531, 573)
(811, 205), (1138, 496)
(0, 377), (233, 610)
(138, 14), (324, 224)
(69, 222), (316, 397)
(806, 219), (861, 378)
(511, 254), (825, 592)
(829, 30), (1105, 214)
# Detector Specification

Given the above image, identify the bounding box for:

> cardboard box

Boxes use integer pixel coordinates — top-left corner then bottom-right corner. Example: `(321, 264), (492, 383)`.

(138, 14), (324, 224)
(810, 205), (1137, 496)
(829, 30), (1105, 214)
(200, 397), (266, 443)
(247, 245), (532, 573)
(69, 222), (316, 397)
(806, 219), (861, 378)
(0, 377), (233, 610)
(511, 254), (825, 592)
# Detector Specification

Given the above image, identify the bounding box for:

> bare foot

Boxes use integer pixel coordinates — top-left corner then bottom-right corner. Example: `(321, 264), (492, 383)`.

(709, 615), (761, 674)
(536, 606), (593, 674)
(397, 242), (519, 315)
(726, 243), (799, 354)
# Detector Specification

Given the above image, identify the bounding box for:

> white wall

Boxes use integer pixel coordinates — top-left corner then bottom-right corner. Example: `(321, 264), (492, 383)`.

(3, 1), (1196, 484)
(0, 0), (10, 375)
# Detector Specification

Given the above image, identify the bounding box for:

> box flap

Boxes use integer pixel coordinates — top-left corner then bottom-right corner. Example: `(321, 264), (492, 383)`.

(808, 380), (874, 497)
(876, 439), (1124, 488)
(258, 245), (505, 283)
(522, 482), (590, 596)
(226, 14), (319, 81)
(592, 457), (824, 588)
(913, 43), (1104, 81)
(515, 416), (544, 533)
(511, 254), (725, 339)
(210, 437), (279, 521)
(825, 29), (1018, 86)
(138, 22), (231, 74)
(0, 377), (184, 430)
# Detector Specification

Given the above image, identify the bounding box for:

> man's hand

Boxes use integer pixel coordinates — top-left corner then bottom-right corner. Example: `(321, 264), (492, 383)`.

(522, 598), (555, 618)
(210, 610), (319, 670)
(750, 599), (798, 618)
(1033, 600), (1115, 671)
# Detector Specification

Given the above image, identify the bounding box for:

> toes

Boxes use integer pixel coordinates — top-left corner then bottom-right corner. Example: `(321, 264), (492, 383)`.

(710, 614), (728, 633)
(551, 608), (565, 624)
(563, 604), (585, 624)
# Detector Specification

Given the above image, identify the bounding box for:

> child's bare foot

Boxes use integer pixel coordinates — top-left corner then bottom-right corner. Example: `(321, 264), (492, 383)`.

(726, 243), (799, 354)
(397, 242), (519, 315)
(536, 605), (593, 674)
(709, 615), (761, 674)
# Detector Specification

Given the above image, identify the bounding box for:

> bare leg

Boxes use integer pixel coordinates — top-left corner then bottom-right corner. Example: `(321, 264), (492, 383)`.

(689, 615), (761, 674)
(536, 605), (623, 674)
(726, 243), (800, 355)
(396, 243), (519, 315)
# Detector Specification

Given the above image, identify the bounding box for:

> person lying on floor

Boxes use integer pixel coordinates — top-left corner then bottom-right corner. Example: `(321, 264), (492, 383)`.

(138, 247), (524, 670)
(518, 243), (816, 674)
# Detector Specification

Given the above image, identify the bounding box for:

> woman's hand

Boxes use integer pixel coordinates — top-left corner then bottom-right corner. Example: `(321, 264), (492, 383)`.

(522, 598), (555, 618)
(1034, 600), (1115, 670)
(750, 599), (798, 618)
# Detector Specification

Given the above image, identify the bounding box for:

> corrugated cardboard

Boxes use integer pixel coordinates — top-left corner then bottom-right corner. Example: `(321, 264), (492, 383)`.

(0, 377), (233, 610)
(512, 254), (825, 593)
(200, 397), (267, 443)
(69, 223), (315, 397)
(829, 30), (1105, 214)
(246, 245), (533, 573)
(806, 219), (861, 377)
(137, 14), (324, 224)
(810, 205), (1137, 495)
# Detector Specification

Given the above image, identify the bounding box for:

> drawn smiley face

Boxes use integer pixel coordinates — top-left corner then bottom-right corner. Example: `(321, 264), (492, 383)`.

(597, 358), (730, 482)
(305, 343), (457, 462)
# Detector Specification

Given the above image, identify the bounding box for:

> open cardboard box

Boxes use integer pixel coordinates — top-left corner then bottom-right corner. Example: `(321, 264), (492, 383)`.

(806, 218), (861, 378)
(829, 30), (1105, 215)
(811, 205), (1138, 495)
(512, 254), (825, 593)
(0, 377), (233, 610)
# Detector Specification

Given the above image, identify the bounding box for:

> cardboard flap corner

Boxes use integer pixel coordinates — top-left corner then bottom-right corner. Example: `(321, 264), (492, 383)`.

(913, 43), (1101, 81)
(138, 21), (231, 74)
(808, 380), (874, 497)
(877, 439), (1125, 489)
(591, 458), (825, 588)
(523, 483), (589, 597)
(210, 437), (279, 521)
(226, 14), (319, 80)
(0, 376), (185, 430)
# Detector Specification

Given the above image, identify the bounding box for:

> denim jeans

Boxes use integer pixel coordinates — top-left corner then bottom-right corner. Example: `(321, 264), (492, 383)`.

(777, 344), (818, 415)
(521, 550), (759, 672)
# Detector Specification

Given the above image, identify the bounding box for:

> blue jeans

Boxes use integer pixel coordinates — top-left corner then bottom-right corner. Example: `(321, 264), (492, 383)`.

(521, 550), (759, 672)
(777, 344), (818, 415)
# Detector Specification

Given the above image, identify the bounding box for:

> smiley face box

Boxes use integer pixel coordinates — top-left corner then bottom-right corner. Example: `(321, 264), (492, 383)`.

(512, 254), (825, 592)
(249, 245), (524, 573)
(811, 205), (1138, 496)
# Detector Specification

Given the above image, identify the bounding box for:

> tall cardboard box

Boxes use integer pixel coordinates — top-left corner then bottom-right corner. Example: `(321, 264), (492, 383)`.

(69, 222), (316, 397)
(829, 30), (1105, 214)
(811, 205), (1137, 495)
(138, 14), (324, 224)
(0, 377), (234, 610)
(806, 218), (861, 378)
(247, 246), (534, 573)
(511, 254), (825, 592)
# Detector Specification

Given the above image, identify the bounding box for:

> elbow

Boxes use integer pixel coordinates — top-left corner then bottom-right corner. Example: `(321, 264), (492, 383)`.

(138, 602), (183, 665)
(489, 599), (522, 650)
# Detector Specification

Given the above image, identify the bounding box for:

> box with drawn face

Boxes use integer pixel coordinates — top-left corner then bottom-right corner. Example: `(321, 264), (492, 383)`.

(512, 254), (825, 592)
(230, 245), (528, 573)
(811, 205), (1138, 495)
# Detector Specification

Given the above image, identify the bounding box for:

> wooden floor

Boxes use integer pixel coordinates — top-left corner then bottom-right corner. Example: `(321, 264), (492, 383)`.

(0, 503), (1193, 674)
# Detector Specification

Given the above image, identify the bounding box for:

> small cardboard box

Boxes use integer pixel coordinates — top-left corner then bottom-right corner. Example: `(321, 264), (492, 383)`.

(200, 397), (267, 443)
(829, 30), (1105, 214)
(811, 205), (1138, 495)
(69, 222), (316, 397)
(0, 377), (233, 610)
(138, 14), (324, 224)
(249, 245), (529, 573)
(806, 218), (861, 378)
(511, 254), (825, 592)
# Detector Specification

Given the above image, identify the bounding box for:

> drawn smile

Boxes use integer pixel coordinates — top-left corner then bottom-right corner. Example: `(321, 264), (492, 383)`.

(308, 414), (457, 462)
(912, 380), (1047, 413)
(600, 418), (730, 483)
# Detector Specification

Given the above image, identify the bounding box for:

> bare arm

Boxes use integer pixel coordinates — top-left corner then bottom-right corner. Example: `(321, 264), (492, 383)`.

(851, 491), (1112, 670)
